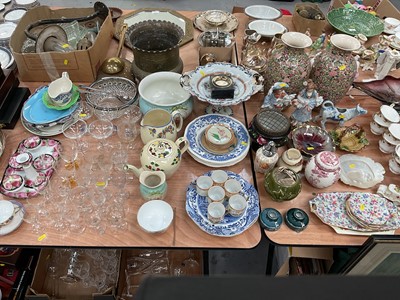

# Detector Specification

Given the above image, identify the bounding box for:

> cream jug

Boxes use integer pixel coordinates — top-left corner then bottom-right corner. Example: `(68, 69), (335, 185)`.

(138, 170), (167, 201)
(140, 109), (183, 144)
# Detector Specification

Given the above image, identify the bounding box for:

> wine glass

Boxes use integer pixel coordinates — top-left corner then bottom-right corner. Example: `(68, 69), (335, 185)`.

(62, 119), (88, 153)
(59, 140), (79, 188)
(77, 100), (94, 120)
(88, 119), (114, 150)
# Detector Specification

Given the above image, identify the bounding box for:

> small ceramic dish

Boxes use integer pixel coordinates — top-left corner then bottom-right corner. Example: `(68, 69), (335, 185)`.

(339, 154), (385, 189)
(201, 123), (237, 154)
(245, 5), (281, 20)
(193, 11), (239, 32)
(137, 200), (174, 233)
(330, 125), (369, 152)
(0, 200), (15, 225)
(203, 10), (229, 26)
(33, 154), (55, 171)
(290, 125), (335, 157)
(1, 174), (24, 192)
(248, 20), (287, 38)
(23, 136), (42, 151)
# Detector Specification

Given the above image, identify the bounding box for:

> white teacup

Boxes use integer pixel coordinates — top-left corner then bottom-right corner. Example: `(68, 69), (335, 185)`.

(207, 185), (226, 204)
(207, 202), (226, 223)
(388, 123), (400, 142)
(210, 170), (228, 186)
(379, 104), (400, 124)
(227, 194), (247, 217)
(370, 121), (385, 135)
(379, 139), (395, 154)
(394, 144), (400, 164)
(224, 178), (242, 198)
(383, 132), (400, 146)
(384, 17), (400, 33)
(196, 175), (213, 197)
(395, 32), (400, 45)
(373, 112), (390, 128)
(389, 158), (400, 174)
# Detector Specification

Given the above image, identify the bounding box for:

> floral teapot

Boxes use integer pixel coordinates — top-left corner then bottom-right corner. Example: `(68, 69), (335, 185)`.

(124, 137), (189, 179)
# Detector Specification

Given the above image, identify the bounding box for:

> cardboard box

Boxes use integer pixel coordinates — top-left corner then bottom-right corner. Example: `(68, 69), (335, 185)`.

(26, 249), (119, 300)
(10, 6), (114, 82)
(328, 0), (400, 19)
(275, 246), (333, 276)
(292, 3), (328, 37)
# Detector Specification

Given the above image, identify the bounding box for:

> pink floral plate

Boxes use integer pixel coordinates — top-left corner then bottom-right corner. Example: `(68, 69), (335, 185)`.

(309, 192), (400, 232)
(346, 193), (391, 226)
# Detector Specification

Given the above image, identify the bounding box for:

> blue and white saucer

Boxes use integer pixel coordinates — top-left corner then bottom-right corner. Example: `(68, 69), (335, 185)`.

(186, 171), (259, 237)
(184, 114), (250, 167)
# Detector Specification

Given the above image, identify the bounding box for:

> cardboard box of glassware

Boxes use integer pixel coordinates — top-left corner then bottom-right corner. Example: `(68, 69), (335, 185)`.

(275, 246), (333, 277)
(117, 249), (204, 298)
(292, 3), (328, 37)
(25, 249), (119, 300)
(9, 5), (114, 82)
(328, 0), (400, 19)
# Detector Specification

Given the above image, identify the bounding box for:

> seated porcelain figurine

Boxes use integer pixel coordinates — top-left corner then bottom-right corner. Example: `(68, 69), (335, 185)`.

(261, 82), (295, 111)
(291, 79), (324, 126)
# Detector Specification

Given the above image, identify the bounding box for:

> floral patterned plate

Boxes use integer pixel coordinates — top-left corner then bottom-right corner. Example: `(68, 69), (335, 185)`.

(339, 154), (385, 189)
(186, 171), (259, 237)
(184, 114), (250, 167)
(0, 200), (25, 236)
(0, 137), (61, 199)
(180, 62), (263, 107)
(309, 192), (400, 232)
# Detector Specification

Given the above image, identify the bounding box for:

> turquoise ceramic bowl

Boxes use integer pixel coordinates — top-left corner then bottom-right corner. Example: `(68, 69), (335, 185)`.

(138, 71), (193, 119)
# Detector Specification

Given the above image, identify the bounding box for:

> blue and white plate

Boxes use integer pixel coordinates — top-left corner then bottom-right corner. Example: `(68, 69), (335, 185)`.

(184, 114), (250, 167)
(186, 171), (259, 237)
(22, 86), (79, 126)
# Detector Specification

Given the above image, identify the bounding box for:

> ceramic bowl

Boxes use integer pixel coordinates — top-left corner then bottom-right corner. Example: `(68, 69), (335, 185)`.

(384, 17), (400, 34)
(137, 200), (174, 233)
(245, 5), (281, 20)
(248, 20), (286, 38)
(290, 125), (335, 157)
(203, 10), (229, 26)
(330, 34), (361, 52)
(138, 72), (193, 119)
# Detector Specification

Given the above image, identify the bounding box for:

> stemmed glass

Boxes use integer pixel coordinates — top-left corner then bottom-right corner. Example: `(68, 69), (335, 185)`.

(115, 105), (142, 150)
(62, 119), (88, 153)
(88, 119), (114, 150)
(59, 140), (79, 189)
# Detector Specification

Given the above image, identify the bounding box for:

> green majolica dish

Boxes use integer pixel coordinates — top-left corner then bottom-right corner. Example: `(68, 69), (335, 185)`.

(327, 8), (384, 37)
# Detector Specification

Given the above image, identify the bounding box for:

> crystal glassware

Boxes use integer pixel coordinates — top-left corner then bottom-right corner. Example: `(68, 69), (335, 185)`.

(88, 119), (114, 150)
(62, 119), (88, 153)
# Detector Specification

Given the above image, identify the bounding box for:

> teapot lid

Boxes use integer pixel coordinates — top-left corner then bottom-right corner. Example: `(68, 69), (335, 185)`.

(146, 139), (175, 159)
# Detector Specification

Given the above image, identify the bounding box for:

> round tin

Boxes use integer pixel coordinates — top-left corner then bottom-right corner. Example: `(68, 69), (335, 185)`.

(285, 208), (309, 232)
(260, 208), (283, 231)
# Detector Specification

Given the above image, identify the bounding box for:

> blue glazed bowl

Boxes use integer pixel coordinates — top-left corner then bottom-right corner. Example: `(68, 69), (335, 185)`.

(138, 71), (193, 119)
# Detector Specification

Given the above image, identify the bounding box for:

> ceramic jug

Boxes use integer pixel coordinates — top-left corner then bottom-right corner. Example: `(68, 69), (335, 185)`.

(124, 137), (189, 179)
(140, 108), (183, 144)
(138, 170), (167, 201)
(310, 34), (361, 103)
(47, 71), (73, 105)
(264, 32), (312, 94)
(304, 151), (340, 189)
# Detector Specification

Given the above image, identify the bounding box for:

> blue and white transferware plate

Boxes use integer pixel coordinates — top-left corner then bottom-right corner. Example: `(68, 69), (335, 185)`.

(184, 114), (250, 167)
(22, 86), (79, 126)
(180, 62), (263, 106)
(186, 171), (260, 237)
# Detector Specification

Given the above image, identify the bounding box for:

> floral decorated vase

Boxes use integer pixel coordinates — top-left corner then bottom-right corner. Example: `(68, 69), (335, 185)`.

(264, 32), (313, 94)
(310, 34), (361, 103)
(304, 151), (340, 189)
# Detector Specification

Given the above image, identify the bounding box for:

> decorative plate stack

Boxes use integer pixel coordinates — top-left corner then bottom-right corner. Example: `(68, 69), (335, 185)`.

(21, 86), (81, 136)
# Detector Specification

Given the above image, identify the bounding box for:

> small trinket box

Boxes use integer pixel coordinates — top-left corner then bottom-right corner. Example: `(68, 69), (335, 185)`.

(209, 74), (235, 99)
(260, 208), (283, 231)
(285, 208), (309, 232)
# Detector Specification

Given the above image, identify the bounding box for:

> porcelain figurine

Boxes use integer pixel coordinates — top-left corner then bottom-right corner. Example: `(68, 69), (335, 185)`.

(374, 49), (400, 80)
(262, 82), (295, 111)
(290, 79), (323, 126)
(124, 137), (189, 179)
(314, 100), (368, 130)
(254, 141), (279, 174)
(304, 151), (341, 189)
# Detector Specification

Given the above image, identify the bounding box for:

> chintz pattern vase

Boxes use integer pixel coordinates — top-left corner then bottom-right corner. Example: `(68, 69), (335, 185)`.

(305, 151), (340, 189)
(265, 32), (312, 94)
(310, 34), (361, 103)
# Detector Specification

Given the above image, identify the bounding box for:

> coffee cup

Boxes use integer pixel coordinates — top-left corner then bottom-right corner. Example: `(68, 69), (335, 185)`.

(370, 121), (385, 135)
(207, 202), (226, 223)
(210, 170), (228, 186)
(207, 185), (226, 204)
(379, 139), (395, 154)
(389, 158), (400, 174)
(224, 178), (242, 198)
(227, 194), (247, 217)
(196, 175), (213, 197)
(384, 17), (400, 33)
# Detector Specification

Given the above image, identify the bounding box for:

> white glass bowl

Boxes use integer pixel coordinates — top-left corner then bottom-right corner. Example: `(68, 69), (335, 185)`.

(245, 5), (281, 20)
(248, 20), (286, 38)
(137, 200), (174, 233)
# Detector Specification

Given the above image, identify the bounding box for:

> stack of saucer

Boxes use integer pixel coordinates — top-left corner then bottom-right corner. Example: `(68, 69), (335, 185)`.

(21, 86), (80, 136)
(371, 103), (400, 136)
(345, 193), (392, 231)
(389, 144), (400, 174)
(379, 123), (400, 154)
